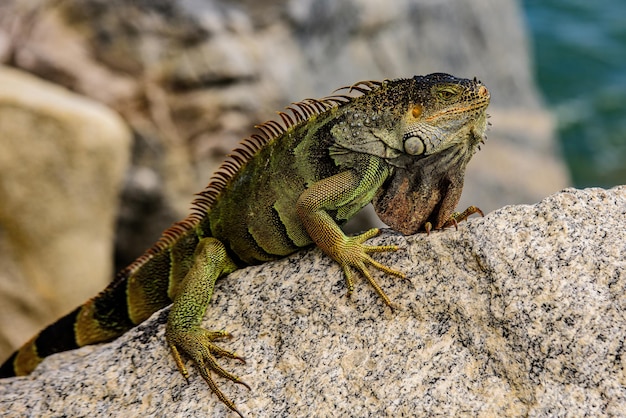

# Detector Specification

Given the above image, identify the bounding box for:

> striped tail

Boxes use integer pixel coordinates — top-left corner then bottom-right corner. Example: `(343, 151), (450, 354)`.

(0, 306), (83, 377)
(0, 251), (173, 377)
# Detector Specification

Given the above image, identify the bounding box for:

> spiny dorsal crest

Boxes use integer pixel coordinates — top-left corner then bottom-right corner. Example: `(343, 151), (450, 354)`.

(189, 79), (386, 222)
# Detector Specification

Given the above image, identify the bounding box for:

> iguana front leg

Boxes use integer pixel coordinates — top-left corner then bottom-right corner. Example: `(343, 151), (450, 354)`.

(296, 166), (406, 307)
(165, 237), (249, 417)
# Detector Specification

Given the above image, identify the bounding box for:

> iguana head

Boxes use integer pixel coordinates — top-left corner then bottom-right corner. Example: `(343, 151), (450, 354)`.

(371, 73), (491, 234)
(401, 73), (490, 157)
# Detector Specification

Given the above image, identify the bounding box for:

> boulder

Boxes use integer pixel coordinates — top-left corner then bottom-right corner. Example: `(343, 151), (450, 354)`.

(0, 66), (131, 358)
(1, 187), (623, 417)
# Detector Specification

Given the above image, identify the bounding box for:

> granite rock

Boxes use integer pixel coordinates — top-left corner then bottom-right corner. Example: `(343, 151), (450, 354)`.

(1, 187), (623, 417)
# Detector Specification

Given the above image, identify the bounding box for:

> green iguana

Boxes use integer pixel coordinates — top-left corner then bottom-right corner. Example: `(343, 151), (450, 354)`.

(0, 73), (490, 416)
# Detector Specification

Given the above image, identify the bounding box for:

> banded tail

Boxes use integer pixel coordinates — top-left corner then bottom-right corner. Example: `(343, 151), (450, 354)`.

(0, 247), (173, 377)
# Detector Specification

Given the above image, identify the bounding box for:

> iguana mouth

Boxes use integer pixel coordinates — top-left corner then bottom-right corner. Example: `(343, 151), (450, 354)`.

(425, 98), (490, 122)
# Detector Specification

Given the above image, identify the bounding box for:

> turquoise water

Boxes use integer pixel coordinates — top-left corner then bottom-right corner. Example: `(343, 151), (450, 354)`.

(523, 0), (626, 187)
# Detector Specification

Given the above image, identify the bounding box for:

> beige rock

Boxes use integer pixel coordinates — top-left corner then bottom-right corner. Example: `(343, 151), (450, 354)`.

(0, 66), (131, 357)
(0, 187), (623, 417)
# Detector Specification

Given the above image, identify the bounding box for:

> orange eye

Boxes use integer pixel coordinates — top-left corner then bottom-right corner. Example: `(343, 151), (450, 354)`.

(411, 105), (422, 118)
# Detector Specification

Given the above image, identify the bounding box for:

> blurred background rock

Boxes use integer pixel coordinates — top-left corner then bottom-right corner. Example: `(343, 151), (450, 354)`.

(0, 0), (614, 359)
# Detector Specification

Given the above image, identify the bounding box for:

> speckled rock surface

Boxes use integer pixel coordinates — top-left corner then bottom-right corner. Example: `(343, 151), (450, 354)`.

(0, 187), (624, 417)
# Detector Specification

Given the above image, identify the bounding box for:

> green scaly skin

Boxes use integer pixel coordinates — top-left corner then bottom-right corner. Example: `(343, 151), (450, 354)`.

(0, 73), (490, 416)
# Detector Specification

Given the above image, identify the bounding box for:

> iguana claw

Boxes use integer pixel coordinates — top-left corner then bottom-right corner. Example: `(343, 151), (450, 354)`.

(441, 205), (484, 229)
(425, 205), (484, 234)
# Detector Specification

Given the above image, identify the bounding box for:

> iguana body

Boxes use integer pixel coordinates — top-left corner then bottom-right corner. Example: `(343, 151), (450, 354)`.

(0, 73), (490, 416)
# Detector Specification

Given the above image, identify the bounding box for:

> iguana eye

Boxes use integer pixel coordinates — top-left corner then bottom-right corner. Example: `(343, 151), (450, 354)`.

(411, 105), (422, 118)
(437, 88), (458, 101)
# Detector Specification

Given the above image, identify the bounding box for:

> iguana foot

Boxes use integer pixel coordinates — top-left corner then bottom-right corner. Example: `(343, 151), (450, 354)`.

(425, 205), (484, 234)
(166, 327), (250, 418)
(441, 205), (484, 229)
(336, 228), (406, 307)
